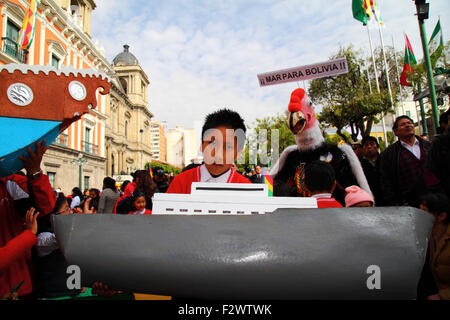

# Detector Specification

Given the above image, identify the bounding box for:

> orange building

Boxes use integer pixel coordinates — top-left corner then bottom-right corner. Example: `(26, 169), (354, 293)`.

(0, 0), (109, 193)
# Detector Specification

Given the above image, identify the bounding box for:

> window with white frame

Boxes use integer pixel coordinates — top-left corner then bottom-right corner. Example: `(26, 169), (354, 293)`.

(47, 40), (67, 68)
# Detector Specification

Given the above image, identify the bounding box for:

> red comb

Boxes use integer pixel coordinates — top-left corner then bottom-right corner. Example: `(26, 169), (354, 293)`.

(288, 88), (305, 112)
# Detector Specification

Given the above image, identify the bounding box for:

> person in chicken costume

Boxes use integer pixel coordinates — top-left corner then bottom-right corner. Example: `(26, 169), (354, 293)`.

(270, 88), (372, 205)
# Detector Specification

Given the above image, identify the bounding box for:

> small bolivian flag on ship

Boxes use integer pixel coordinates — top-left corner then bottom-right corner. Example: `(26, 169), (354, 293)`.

(19, 0), (38, 50)
(262, 167), (273, 197)
(148, 166), (153, 179)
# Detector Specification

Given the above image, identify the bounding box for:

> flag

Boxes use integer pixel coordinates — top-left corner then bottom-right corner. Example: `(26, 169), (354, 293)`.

(148, 166), (153, 179)
(352, 0), (371, 26)
(400, 34), (417, 87)
(428, 19), (444, 69)
(370, 0), (383, 25)
(18, 0), (38, 50)
(261, 167), (273, 197)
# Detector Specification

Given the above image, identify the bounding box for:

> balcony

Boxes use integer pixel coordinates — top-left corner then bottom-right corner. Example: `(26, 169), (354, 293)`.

(53, 133), (68, 147)
(81, 141), (98, 155)
(1, 37), (28, 63)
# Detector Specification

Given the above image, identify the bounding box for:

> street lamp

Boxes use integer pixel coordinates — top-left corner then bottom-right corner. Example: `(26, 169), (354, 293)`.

(72, 153), (88, 190)
(414, 0), (440, 133)
(139, 129), (144, 169)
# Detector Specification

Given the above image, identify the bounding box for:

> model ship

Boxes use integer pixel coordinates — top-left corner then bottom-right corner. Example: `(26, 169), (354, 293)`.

(53, 183), (434, 299)
(0, 63), (110, 177)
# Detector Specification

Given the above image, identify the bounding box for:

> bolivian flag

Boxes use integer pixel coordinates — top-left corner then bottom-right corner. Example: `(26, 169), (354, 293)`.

(352, 0), (372, 26)
(400, 34), (417, 87)
(19, 0), (38, 50)
(262, 167), (273, 197)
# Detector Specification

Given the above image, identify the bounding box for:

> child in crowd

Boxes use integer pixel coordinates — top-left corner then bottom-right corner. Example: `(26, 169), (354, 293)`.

(344, 185), (374, 207)
(303, 160), (342, 208)
(166, 109), (250, 194)
(128, 192), (152, 215)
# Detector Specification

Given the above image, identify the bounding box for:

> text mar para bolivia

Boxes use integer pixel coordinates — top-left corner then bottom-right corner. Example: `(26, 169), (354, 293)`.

(260, 60), (347, 85)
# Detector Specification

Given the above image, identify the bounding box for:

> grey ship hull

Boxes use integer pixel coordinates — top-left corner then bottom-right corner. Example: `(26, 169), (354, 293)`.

(53, 207), (433, 299)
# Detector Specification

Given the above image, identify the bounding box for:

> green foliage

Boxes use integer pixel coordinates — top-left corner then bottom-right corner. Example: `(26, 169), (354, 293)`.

(145, 162), (181, 175)
(325, 132), (352, 144)
(309, 45), (396, 143)
(378, 131), (394, 152)
(238, 112), (295, 169)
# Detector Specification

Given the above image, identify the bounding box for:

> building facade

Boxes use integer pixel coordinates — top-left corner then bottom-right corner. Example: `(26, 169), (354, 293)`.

(105, 44), (153, 178)
(0, 0), (155, 194)
(150, 119), (167, 162)
(166, 126), (199, 168)
(0, 0), (111, 194)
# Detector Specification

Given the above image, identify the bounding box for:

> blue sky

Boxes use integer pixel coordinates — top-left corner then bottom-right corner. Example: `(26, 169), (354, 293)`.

(91, 0), (449, 130)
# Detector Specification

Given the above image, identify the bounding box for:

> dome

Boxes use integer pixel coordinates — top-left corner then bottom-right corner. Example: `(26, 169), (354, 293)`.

(112, 44), (139, 66)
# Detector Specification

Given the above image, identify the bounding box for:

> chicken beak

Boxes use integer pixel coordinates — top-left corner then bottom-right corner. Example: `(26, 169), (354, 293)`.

(288, 111), (307, 134)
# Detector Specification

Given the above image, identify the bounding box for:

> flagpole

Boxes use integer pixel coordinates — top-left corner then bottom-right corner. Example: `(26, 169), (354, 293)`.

(414, 100), (422, 136)
(392, 34), (405, 116)
(366, 56), (373, 94)
(366, 24), (388, 146)
(376, 21), (395, 123)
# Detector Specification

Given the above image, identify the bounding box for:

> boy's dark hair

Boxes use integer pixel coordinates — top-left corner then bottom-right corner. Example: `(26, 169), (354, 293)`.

(134, 170), (157, 200)
(393, 115), (414, 131)
(420, 193), (449, 223)
(131, 191), (146, 202)
(361, 135), (379, 147)
(71, 187), (83, 199)
(103, 177), (117, 192)
(120, 180), (131, 192)
(201, 108), (246, 149)
(304, 160), (336, 193)
(89, 188), (100, 198)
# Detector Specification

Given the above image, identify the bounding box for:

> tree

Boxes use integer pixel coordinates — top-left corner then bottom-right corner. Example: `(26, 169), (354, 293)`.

(145, 161), (181, 175)
(308, 45), (395, 143)
(237, 112), (295, 171)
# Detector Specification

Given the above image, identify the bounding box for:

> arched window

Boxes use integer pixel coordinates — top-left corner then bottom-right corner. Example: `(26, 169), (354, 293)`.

(125, 121), (128, 138)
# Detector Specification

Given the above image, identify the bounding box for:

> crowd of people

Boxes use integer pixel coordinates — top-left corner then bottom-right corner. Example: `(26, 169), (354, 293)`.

(1, 108), (449, 300)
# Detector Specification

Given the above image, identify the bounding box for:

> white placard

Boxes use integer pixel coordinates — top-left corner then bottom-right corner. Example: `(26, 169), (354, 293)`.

(257, 57), (348, 87)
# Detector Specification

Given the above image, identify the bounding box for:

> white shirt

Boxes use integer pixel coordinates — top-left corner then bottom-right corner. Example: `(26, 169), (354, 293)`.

(70, 196), (80, 208)
(311, 193), (332, 199)
(200, 164), (232, 183)
(132, 208), (147, 215)
(400, 138), (421, 159)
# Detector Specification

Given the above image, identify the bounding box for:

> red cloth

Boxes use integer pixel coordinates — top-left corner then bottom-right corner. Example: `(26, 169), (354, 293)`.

(123, 182), (136, 197)
(113, 182), (137, 214)
(0, 173), (55, 297)
(128, 209), (152, 215)
(0, 231), (37, 271)
(316, 197), (343, 208)
(166, 166), (251, 194)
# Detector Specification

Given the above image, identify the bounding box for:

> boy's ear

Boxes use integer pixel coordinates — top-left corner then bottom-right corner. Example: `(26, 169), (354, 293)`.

(330, 181), (337, 194)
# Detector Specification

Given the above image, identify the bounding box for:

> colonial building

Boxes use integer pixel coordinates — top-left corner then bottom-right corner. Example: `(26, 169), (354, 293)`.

(150, 119), (167, 162)
(0, 0), (111, 194)
(105, 44), (153, 177)
(0, 0), (155, 194)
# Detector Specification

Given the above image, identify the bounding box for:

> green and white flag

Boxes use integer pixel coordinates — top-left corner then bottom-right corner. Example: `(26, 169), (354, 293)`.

(428, 19), (444, 69)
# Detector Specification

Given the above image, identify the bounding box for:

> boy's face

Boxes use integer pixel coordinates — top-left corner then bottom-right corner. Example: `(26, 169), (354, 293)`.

(201, 126), (242, 176)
